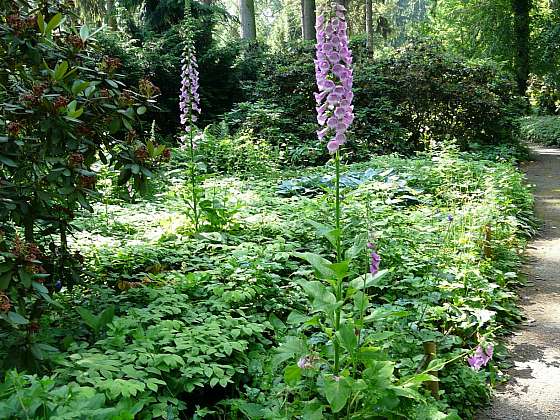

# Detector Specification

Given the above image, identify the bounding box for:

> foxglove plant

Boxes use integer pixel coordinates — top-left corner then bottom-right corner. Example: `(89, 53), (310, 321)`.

(315, 2), (354, 373)
(179, 9), (202, 230)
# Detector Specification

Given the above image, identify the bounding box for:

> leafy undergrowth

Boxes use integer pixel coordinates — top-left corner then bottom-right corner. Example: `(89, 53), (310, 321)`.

(0, 147), (535, 419)
(519, 115), (560, 145)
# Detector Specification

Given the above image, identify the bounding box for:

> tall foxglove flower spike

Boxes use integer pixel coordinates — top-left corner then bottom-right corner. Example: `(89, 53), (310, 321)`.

(314, 3), (354, 154)
(179, 33), (201, 147)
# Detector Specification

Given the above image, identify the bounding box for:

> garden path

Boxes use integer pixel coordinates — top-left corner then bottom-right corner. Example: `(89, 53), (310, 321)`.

(479, 146), (560, 419)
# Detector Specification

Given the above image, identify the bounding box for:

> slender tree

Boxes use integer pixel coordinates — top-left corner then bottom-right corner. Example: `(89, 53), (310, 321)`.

(365, 0), (373, 54)
(240, 0), (257, 39)
(301, 0), (316, 40)
(512, 0), (531, 95)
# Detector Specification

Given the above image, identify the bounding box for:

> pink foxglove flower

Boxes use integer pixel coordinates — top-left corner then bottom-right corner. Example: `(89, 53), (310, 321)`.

(367, 242), (381, 275)
(314, 3), (354, 154)
(179, 38), (201, 146)
(468, 344), (494, 370)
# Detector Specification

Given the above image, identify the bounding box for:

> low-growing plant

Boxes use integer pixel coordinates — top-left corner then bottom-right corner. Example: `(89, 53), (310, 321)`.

(519, 115), (560, 145)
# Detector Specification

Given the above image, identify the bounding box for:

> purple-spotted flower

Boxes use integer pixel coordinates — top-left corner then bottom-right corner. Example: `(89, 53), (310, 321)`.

(367, 242), (381, 275)
(314, 3), (354, 154)
(468, 344), (494, 370)
(179, 36), (201, 146)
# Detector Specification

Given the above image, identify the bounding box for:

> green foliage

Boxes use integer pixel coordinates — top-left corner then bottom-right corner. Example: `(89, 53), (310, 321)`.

(354, 44), (524, 153)
(519, 115), (560, 145)
(96, 3), (259, 132)
(426, 0), (515, 70)
(0, 4), (164, 361)
(194, 123), (279, 174)
(0, 141), (536, 418)
(223, 42), (524, 166)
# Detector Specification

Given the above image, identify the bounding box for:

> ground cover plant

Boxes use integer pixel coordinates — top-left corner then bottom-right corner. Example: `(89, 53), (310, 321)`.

(0, 139), (535, 418)
(519, 115), (560, 145)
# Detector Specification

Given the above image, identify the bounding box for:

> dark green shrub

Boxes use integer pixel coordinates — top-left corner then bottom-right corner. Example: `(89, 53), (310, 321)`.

(225, 42), (524, 164)
(0, 2), (162, 366)
(96, 5), (265, 134)
(519, 115), (560, 145)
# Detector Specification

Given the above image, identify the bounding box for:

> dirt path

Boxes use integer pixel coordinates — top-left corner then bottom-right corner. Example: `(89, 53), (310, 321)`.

(478, 146), (560, 420)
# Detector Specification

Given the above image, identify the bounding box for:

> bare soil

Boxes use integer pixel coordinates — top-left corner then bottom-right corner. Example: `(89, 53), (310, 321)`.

(478, 146), (560, 419)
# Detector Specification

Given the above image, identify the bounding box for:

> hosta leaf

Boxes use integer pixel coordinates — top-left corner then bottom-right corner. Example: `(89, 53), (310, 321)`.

(8, 311), (28, 325)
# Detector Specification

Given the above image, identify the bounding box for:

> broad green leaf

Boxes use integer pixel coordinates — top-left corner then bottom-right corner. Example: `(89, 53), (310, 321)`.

(0, 155), (17, 167)
(108, 118), (121, 133)
(324, 377), (351, 413)
(84, 85), (96, 97)
(137, 105), (147, 115)
(53, 61), (69, 81)
(71, 80), (90, 95)
(287, 310), (312, 325)
(363, 307), (410, 324)
(284, 365), (302, 385)
(295, 279), (338, 315)
(330, 260), (349, 280)
(18, 268), (32, 287)
(76, 306), (99, 331)
(353, 291), (369, 315)
(337, 322), (357, 353)
(79, 24), (90, 41)
(0, 272), (11, 289)
(349, 269), (389, 290)
(32, 281), (48, 294)
(399, 373), (439, 388)
(37, 13), (45, 33)
(66, 100), (77, 112)
(45, 13), (63, 35)
(345, 233), (368, 261)
(293, 252), (336, 279)
(122, 117), (133, 131)
(273, 336), (306, 367)
(363, 360), (395, 389)
(307, 220), (340, 247)
(268, 313), (286, 332)
(98, 305), (115, 329)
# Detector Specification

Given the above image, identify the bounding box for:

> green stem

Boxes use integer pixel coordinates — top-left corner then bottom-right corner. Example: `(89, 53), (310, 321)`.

(334, 151), (342, 373)
(189, 118), (199, 231)
(335, 151), (342, 262)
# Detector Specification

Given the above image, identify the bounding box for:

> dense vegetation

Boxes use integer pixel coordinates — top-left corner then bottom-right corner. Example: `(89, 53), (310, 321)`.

(0, 146), (536, 418)
(520, 115), (560, 145)
(0, 0), (557, 418)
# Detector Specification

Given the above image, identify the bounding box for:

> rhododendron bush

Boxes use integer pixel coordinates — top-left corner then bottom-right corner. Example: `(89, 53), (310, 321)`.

(0, 4), (162, 356)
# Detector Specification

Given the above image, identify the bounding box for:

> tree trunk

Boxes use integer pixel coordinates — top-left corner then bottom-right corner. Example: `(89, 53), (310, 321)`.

(512, 0), (531, 95)
(106, 0), (117, 30)
(239, 0), (257, 40)
(366, 0), (374, 54)
(302, 0), (316, 40)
